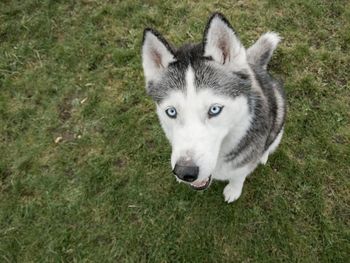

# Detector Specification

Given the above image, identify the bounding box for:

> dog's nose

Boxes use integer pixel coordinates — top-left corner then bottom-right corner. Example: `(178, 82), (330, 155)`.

(173, 162), (199, 182)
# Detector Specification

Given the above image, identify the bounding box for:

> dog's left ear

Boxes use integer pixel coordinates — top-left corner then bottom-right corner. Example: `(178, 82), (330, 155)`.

(203, 13), (247, 70)
(142, 28), (176, 84)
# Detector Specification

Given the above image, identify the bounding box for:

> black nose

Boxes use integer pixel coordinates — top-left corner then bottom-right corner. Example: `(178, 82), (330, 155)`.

(173, 163), (199, 182)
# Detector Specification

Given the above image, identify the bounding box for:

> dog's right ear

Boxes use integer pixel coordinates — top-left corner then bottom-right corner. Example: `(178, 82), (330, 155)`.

(142, 29), (176, 84)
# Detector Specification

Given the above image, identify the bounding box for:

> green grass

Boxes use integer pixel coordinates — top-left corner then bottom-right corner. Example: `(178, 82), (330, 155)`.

(0, 0), (349, 262)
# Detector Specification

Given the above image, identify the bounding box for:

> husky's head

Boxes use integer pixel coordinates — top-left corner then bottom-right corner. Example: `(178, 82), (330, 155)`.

(141, 13), (280, 190)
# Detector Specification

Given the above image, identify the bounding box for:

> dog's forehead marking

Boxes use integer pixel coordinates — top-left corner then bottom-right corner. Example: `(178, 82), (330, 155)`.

(161, 65), (232, 109)
(185, 66), (196, 99)
(148, 44), (253, 104)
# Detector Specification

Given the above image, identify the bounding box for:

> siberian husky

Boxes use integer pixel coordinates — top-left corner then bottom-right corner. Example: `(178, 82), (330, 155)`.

(141, 13), (286, 203)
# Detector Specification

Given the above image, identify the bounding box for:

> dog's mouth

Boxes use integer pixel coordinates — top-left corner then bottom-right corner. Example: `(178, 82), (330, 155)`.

(189, 175), (212, 191)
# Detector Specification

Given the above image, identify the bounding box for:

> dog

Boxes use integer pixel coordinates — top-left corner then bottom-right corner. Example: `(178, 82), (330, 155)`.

(141, 13), (286, 203)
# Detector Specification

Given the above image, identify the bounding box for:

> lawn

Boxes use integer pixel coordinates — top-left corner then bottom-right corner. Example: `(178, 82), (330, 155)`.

(0, 0), (349, 262)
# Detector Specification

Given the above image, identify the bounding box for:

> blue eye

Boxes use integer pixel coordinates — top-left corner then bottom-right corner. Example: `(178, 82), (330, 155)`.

(208, 104), (223, 117)
(165, 107), (177, 118)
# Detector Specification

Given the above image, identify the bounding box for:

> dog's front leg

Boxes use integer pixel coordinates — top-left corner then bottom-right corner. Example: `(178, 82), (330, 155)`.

(223, 165), (255, 203)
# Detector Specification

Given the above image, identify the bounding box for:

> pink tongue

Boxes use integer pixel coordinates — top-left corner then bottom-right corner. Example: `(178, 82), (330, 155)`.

(191, 179), (207, 187)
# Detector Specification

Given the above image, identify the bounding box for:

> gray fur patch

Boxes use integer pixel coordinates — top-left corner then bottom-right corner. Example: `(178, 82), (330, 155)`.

(147, 65), (187, 103)
(194, 62), (251, 98)
(146, 44), (251, 102)
(225, 90), (269, 165)
(225, 66), (286, 167)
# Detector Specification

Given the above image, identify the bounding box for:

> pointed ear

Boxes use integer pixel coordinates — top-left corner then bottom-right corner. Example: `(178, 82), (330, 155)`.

(142, 28), (176, 84)
(203, 13), (247, 69)
(247, 32), (281, 69)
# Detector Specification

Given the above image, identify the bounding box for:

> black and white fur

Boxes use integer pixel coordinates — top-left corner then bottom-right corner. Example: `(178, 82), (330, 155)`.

(141, 13), (286, 203)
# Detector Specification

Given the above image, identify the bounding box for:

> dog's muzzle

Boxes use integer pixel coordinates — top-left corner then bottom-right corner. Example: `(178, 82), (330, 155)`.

(189, 175), (212, 191)
(172, 160), (212, 191)
(172, 163), (199, 182)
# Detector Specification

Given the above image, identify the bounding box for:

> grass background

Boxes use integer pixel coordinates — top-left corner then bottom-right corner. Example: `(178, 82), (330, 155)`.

(0, 0), (349, 262)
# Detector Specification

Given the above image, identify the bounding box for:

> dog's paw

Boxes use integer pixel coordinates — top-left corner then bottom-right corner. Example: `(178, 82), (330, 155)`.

(223, 183), (243, 203)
